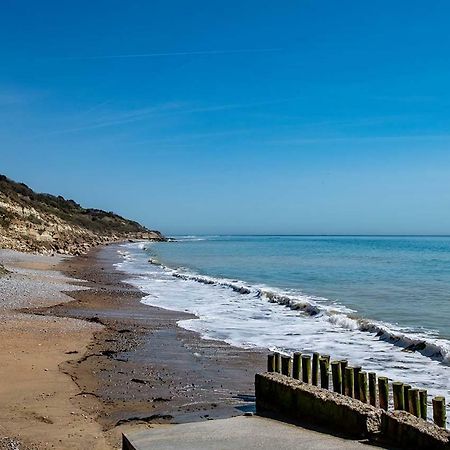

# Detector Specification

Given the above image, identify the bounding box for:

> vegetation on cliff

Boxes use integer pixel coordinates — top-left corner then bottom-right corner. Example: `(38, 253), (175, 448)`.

(0, 174), (165, 254)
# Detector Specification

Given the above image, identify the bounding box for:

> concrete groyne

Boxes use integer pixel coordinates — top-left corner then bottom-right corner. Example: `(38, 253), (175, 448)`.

(256, 372), (382, 437)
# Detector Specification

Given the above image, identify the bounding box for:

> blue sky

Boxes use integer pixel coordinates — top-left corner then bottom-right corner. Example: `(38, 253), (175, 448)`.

(1, 1), (450, 235)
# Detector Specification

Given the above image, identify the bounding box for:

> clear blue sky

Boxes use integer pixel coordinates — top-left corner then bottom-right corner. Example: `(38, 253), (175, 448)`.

(1, 1), (450, 235)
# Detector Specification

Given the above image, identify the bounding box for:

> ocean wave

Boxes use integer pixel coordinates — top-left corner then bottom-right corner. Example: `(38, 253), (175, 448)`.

(147, 258), (450, 365)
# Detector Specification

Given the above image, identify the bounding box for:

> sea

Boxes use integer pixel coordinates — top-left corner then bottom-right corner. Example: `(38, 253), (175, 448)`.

(116, 235), (450, 419)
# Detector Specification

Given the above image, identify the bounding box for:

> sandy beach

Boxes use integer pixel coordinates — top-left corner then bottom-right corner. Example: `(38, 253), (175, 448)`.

(0, 245), (265, 449)
(0, 250), (107, 449)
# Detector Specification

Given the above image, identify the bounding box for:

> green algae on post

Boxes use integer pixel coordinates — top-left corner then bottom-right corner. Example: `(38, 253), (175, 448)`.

(274, 352), (281, 373)
(331, 361), (342, 394)
(340, 360), (348, 393)
(392, 382), (405, 410)
(301, 355), (311, 384)
(419, 389), (427, 420)
(368, 372), (377, 407)
(432, 396), (446, 428)
(292, 352), (302, 380)
(281, 355), (292, 377)
(312, 352), (320, 386)
(353, 366), (361, 400)
(408, 388), (420, 417)
(319, 356), (330, 389)
(403, 384), (411, 412)
(358, 371), (368, 404)
(378, 377), (389, 411)
(344, 367), (354, 398)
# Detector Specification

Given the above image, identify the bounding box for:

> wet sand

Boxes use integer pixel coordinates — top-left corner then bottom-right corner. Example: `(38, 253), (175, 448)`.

(43, 244), (266, 446)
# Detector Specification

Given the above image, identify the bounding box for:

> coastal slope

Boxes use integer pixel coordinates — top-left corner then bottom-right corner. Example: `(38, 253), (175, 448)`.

(0, 174), (165, 254)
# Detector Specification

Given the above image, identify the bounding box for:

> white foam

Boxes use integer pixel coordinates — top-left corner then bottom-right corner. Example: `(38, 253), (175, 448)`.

(171, 266), (450, 365)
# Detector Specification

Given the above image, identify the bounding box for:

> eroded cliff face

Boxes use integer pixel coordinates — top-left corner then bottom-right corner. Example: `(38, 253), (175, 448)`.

(0, 174), (165, 255)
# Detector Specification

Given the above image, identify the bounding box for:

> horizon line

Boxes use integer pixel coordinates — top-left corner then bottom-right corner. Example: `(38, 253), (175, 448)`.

(166, 234), (450, 238)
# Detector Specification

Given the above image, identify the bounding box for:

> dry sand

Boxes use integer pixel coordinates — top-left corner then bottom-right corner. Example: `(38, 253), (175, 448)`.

(0, 250), (108, 449)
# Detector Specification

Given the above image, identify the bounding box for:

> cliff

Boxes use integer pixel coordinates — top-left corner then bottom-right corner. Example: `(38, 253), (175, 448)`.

(0, 174), (166, 255)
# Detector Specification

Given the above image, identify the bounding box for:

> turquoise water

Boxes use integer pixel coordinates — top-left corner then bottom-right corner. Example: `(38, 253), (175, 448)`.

(150, 235), (450, 339)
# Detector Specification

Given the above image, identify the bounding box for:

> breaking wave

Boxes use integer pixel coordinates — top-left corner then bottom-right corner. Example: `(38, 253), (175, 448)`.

(150, 259), (450, 365)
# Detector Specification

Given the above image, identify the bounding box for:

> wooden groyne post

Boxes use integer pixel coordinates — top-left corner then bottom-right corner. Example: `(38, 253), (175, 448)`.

(419, 389), (428, 421)
(281, 355), (292, 376)
(378, 377), (389, 411)
(403, 384), (411, 412)
(340, 360), (348, 393)
(368, 372), (377, 407)
(331, 361), (342, 394)
(408, 388), (420, 417)
(319, 356), (330, 389)
(274, 352), (281, 373)
(433, 396), (447, 429)
(302, 354), (311, 383)
(353, 366), (361, 400)
(344, 367), (354, 398)
(392, 381), (405, 411)
(292, 352), (302, 380)
(312, 352), (320, 386)
(267, 354), (275, 372)
(358, 371), (368, 403)
(392, 381), (404, 410)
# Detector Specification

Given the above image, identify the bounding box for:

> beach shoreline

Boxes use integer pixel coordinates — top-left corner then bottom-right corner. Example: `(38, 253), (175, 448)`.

(0, 244), (266, 449)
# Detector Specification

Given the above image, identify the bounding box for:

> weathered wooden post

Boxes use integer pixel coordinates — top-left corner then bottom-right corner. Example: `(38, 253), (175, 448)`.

(340, 360), (348, 393)
(274, 352), (281, 373)
(281, 355), (292, 376)
(419, 389), (428, 421)
(292, 352), (302, 380)
(392, 382), (405, 410)
(267, 354), (275, 372)
(331, 361), (342, 394)
(344, 367), (355, 398)
(358, 371), (368, 403)
(403, 384), (411, 412)
(368, 372), (377, 406)
(378, 377), (389, 411)
(353, 366), (362, 400)
(312, 352), (320, 386)
(408, 388), (420, 417)
(301, 355), (311, 383)
(319, 356), (330, 389)
(432, 396), (446, 428)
